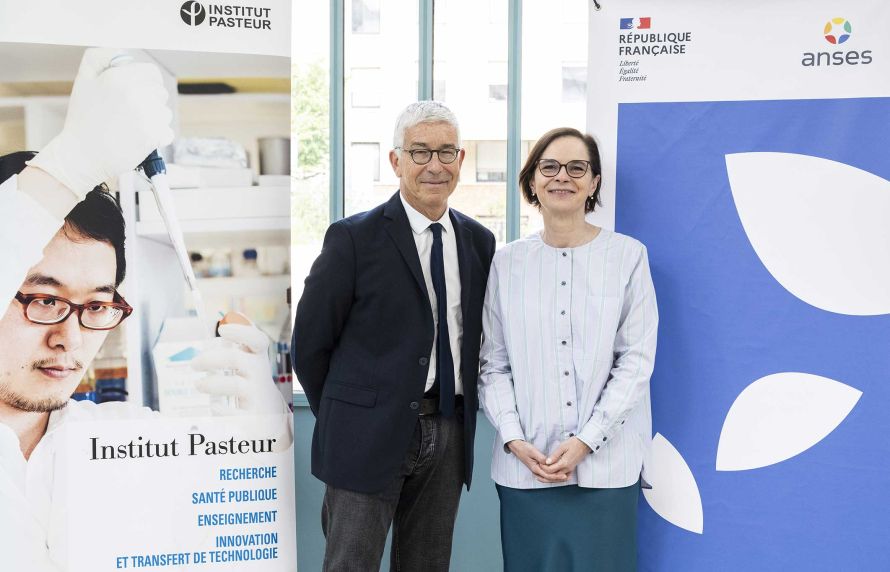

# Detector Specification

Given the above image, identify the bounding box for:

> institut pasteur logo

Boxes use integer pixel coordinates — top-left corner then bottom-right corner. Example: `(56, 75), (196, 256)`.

(179, 0), (273, 29)
(180, 1), (207, 26)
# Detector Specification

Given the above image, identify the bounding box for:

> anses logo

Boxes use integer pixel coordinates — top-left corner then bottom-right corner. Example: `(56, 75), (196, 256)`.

(823, 18), (852, 45)
(802, 17), (871, 67)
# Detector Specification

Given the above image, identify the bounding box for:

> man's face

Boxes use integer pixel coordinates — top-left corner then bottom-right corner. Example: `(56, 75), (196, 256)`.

(0, 229), (116, 413)
(390, 121), (465, 220)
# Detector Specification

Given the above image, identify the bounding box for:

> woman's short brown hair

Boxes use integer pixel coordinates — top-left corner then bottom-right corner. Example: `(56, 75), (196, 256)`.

(519, 127), (602, 213)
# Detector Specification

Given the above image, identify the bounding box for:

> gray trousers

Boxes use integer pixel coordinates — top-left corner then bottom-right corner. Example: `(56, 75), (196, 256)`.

(321, 412), (465, 572)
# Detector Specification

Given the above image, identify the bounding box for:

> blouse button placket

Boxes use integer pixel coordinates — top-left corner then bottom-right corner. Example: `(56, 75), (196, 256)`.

(556, 249), (578, 425)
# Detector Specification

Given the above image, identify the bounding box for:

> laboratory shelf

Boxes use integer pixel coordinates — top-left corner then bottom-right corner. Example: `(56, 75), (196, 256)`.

(137, 185), (290, 223)
(194, 274), (291, 295)
(135, 218), (289, 243)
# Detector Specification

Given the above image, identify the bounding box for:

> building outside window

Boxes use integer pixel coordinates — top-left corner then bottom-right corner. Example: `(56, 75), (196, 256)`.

(349, 68), (382, 108)
(562, 64), (587, 103)
(476, 140), (507, 183)
(488, 61), (507, 101)
(351, 0), (380, 34)
(349, 142), (380, 182)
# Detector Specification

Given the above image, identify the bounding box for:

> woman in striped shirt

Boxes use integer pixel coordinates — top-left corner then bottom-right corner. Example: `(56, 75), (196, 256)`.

(479, 127), (658, 571)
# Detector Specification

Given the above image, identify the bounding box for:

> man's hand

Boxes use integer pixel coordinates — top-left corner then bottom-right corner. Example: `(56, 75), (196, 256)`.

(191, 321), (286, 416)
(28, 47), (174, 198)
(539, 437), (592, 480)
(507, 440), (570, 484)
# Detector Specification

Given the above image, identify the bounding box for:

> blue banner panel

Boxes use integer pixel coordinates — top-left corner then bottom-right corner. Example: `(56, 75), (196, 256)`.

(617, 97), (890, 570)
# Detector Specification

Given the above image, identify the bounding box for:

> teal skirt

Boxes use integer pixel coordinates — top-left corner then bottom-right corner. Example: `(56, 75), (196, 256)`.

(496, 482), (640, 572)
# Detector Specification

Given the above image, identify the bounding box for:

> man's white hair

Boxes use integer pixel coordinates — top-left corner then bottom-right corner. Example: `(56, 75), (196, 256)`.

(392, 100), (461, 148)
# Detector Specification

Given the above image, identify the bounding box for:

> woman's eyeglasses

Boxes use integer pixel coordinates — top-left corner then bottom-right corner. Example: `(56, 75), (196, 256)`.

(537, 159), (591, 178)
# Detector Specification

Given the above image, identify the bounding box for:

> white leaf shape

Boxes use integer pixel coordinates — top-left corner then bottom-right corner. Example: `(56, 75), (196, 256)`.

(642, 433), (703, 534)
(726, 152), (890, 316)
(716, 372), (861, 471)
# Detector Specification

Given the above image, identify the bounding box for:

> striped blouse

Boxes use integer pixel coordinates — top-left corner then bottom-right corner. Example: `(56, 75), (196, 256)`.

(479, 229), (658, 489)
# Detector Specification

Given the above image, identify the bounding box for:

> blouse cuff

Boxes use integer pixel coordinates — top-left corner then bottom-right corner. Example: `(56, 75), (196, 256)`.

(578, 418), (612, 455)
(498, 420), (526, 454)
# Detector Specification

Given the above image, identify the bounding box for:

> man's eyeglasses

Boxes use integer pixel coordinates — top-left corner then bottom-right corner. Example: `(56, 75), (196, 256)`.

(396, 147), (461, 165)
(14, 292), (133, 331)
(537, 159), (591, 179)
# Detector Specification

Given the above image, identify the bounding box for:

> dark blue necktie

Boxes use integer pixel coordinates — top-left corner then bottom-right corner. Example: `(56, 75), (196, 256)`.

(429, 223), (455, 417)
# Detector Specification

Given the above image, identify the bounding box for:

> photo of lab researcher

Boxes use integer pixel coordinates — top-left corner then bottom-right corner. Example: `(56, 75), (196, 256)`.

(0, 48), (287, 572)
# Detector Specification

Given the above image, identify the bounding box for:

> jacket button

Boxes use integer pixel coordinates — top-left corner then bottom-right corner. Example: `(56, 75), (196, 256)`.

(419, 357), (429, 366)
(409, 401), (419, 410)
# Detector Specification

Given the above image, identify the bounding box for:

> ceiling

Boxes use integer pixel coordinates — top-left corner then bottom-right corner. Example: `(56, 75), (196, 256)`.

(0, 42), (289, 86)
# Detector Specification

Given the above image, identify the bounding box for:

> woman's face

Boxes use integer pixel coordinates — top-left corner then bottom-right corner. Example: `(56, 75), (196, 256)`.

(530, 136), (600, 217)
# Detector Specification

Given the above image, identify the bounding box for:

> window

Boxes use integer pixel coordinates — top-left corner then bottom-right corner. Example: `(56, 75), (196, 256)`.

(435, 0), (508, 245)
(433, 79), (447, 101)
(292, 0), (330, 384)
(351, 0), (380, 34)
(416, 79), (447, 101)
(421, 62), (448, 101)
(349, 68), (382, 108)
(488, 61), (507, 102)
(522, 2), (589, 236)
(489, 0), (507, 24)
(476, 141), (506, 183)
(344, 1), (418, 217)
(349, 143), (380, 182)
(562, 65), (587, 103)
(329, 0), (589, 248)
(488, 84), (507, 101)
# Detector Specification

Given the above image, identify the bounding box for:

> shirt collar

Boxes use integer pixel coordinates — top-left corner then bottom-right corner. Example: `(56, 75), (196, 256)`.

(399, 191), (454, 236)
(44, 401), (74, 436)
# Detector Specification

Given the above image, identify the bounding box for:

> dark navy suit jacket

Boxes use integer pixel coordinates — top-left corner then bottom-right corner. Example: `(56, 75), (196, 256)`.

(292, 191), (496, 494)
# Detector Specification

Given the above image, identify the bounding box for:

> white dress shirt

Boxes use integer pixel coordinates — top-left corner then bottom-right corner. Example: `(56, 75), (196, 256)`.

(399, 192), (463, 395)
(479, 229), (658, 489)
(0, 401), (154, 571)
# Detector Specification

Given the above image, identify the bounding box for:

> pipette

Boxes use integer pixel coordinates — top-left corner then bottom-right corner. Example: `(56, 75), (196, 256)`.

(139, 151), (214, 339)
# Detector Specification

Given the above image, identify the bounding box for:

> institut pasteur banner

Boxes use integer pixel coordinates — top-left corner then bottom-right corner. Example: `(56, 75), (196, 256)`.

(587, 1), (890, 570)
(0, 1), (295, 571)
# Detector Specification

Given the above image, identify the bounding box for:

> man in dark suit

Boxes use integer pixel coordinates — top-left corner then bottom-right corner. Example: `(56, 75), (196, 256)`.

(292, 101), (496, 571)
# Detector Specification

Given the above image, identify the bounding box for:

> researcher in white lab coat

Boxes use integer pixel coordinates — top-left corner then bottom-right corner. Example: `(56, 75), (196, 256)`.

(0, 48), (285, 571)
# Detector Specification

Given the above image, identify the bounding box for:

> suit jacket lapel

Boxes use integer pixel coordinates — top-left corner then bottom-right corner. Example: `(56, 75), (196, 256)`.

(383, 191), (430, 303)
(450, 210), (473, 335)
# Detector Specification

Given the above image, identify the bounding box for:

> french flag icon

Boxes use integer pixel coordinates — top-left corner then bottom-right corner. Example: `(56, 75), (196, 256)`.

(620, 17), (651, 29)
